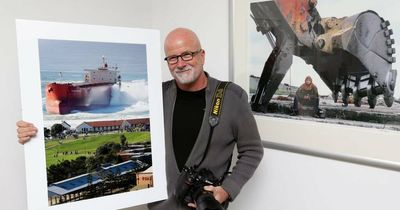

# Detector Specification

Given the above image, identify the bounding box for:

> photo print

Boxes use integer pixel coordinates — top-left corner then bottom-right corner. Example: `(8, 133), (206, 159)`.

(249, 0), (400, 131)
(16, 20), (166, 210)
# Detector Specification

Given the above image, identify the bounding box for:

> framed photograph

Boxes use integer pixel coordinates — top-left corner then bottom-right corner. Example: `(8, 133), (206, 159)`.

(16, 20), (167, 210)
(231, 0), (400, 161)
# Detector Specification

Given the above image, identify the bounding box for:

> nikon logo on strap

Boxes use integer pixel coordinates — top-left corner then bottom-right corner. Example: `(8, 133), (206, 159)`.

(212, 89), (224, 115)
(209, 81), (230, 127)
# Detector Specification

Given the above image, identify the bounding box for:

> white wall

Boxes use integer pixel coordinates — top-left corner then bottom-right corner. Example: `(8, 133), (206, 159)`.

(230, 148), (400, 210)
(150, 1), (230, 81)
(0, 0), (229, 210)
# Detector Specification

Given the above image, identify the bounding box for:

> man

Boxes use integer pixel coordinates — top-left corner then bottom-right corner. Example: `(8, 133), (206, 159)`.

(292, 75), (320, 116)
(17, 28), (264, 210)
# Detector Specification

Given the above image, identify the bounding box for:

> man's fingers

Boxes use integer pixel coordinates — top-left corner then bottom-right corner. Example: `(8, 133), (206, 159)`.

(16, 120), (32, 127)
(187, 202), (196, 208)
(203, 185), (229, 204)
(17, 126), (37, 134)
(16, 121), (37, 133)
(17, 130), (37, 138)
(17, 129), (38, 140)
(204, 185), (214, 192)
(214, 193), (226, 204)
(18, 136), (31, 145)
(17, 123), (38, 133)
(16, 122), (37, 145)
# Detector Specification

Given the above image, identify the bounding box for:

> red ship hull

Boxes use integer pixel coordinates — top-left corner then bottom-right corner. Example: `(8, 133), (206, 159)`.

(45, 82), (113, 115)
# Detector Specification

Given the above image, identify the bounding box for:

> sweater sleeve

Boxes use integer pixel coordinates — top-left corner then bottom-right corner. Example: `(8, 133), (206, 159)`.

(221, 89), (264, 200)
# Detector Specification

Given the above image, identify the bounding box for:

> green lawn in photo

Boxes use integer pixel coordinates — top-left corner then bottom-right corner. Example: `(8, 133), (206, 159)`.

(45, 132), (150, 167)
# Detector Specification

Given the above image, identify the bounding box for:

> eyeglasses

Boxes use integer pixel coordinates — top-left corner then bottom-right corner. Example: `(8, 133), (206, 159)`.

(164, 49), (203, 65)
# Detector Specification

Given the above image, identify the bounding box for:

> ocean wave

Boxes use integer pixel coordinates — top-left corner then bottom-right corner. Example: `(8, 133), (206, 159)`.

(110, 80), (148, 105)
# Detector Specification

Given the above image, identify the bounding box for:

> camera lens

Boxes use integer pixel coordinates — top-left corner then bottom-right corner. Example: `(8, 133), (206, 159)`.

(196, 191), (224, 210)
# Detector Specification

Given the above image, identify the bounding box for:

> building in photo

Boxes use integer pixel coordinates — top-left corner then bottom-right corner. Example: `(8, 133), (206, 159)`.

(136, 166), (153, 188)
(75, 118), (150, 133)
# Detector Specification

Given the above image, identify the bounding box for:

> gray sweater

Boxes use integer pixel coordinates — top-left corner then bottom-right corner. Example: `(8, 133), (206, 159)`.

(148, 75), (264, 210)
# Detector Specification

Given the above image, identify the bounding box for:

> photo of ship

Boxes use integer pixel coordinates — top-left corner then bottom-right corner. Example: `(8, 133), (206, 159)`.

(39, 39), (149, 128)
(46, 56), (121, 114)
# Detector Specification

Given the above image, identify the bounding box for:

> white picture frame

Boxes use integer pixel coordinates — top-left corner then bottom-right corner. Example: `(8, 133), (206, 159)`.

(16, 19), (167, 210)
(230, 0), (400, 162)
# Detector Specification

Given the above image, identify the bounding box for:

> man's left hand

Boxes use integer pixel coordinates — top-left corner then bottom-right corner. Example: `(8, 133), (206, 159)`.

(187, 185), (230, 208)
(204, 185), (229, 204)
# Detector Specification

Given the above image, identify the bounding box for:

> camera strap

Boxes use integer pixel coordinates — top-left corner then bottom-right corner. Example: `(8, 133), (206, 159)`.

(195, 81), (230, 169)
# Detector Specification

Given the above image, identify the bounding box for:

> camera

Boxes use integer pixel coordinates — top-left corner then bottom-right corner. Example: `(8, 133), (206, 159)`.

(175, 166), (225, 210)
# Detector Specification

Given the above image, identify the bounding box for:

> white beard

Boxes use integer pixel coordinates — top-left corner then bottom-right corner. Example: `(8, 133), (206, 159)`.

(171, 65), (201, 85)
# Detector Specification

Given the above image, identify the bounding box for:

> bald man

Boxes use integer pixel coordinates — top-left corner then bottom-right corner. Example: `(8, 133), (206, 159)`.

(17, 28), (264, 210)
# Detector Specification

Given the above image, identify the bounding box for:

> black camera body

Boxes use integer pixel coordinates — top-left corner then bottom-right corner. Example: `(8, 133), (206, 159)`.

(175, 166), (225, 210)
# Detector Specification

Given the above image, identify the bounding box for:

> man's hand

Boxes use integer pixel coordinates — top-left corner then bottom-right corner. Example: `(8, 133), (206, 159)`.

(187, 185), (229, 208)
(204, 186), (229, 204)
(16, 121), (37, 145)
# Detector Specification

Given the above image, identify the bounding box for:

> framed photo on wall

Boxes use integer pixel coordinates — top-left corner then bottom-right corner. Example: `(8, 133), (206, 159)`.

(16, 20), (167, 210)
(230, 0), (400, 162)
